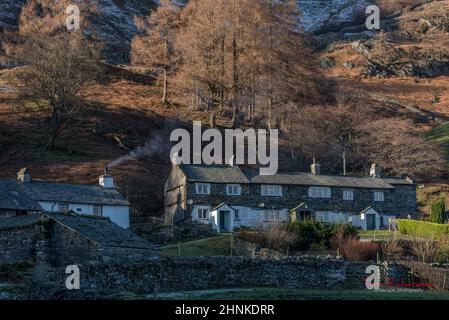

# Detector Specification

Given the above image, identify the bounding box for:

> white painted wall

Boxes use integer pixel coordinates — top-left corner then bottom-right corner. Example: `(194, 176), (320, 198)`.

(209, 204), (235, 233)
(192, 205), (212, 224)
(38, 201), (130, 229)
(103, 205), (130, 229)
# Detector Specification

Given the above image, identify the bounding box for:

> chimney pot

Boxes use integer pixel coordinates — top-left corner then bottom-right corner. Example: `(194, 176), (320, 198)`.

(311, 162), (321, 175)
(370, 163), (381, 178)
(17, 168), (31, 183)
(99, 170), (114, 189)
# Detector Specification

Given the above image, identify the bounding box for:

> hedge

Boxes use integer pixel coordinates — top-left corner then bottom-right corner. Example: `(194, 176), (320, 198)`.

(397, 219), (449, 239)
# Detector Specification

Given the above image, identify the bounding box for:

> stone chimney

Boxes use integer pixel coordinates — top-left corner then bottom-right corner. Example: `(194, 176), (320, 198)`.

(17, 167), (31, 183)
(99, 168), (115, 189)
(370, 163), (381, 178)
(310, 160), (321, 175)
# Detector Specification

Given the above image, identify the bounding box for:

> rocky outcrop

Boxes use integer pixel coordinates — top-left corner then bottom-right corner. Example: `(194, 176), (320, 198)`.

(297, 0), (368, 32)
(0, 0), (157, 64)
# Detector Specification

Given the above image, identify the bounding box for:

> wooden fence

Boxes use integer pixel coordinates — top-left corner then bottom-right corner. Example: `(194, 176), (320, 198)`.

(399, 260), (449, 291)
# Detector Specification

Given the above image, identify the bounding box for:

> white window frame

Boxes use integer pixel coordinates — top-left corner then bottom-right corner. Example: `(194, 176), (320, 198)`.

(93, 205), (103, 217)
(308, 187), (332, 199)
(226, 184), (242, 196)
(195, 183), (211, 195)
(261, 185), (282, 197)
(197, 208), (209, 220)
(342, 189), (354, 201)
(315, 211), (327, 222)
(266, 209), (281, 221)
(374, 191), (385, 202)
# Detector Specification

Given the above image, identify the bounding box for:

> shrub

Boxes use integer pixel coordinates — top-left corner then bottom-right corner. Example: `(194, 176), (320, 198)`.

(237, 223), (297, 251)
(340, 237), (380, 262)
(288, 220), (358, 251)
(435, 236), (449, 265)
(430, 198), (446, 224)
(381, 240), (405, 262)
(410, 237), (437, 263)
(398, 219), (449, 239)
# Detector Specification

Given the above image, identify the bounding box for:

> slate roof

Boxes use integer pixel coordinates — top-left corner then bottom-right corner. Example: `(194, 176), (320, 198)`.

(0, 180), (43, 211)
(46, 213), (157, 250)
(210, 203), (238, 212)
(180, 164), (249, 183)
(0, 213), (42, 230)
(0, 179), (129, 208)
(179, 164), (413, 189)
(23, 181), (129, 205)
(246, 171), (399, 189)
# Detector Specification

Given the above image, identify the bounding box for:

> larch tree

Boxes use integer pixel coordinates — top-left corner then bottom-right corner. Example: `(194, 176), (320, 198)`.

(131, 0), (181, 105)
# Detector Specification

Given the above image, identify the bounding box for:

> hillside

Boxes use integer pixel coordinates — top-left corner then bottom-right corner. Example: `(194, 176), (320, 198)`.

(0, 0), (448, 219)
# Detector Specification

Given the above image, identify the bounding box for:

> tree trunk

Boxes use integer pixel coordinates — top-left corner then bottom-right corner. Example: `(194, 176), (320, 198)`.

(46, 134), (56, 151)
(162, 66), (168, 105)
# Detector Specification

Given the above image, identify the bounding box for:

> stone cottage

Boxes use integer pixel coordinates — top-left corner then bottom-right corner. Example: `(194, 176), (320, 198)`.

(0, 212), (159, 266)
(0, 168), (130, 228)
(164, 163), (417, 232)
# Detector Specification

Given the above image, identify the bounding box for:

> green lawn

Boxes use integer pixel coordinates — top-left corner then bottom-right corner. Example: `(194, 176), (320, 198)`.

(358, 230), (404, 241)
(161, 235), (231, 257)
(155, 288), (449, 300)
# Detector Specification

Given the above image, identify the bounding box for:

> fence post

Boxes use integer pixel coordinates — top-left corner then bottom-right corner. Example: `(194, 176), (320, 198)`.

(230, 233), (234, 257)
(177, 241), (181, 257)
(442, 273), (447, 291)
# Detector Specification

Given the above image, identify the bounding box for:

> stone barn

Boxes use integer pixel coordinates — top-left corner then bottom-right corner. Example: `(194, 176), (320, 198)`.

(0, 212), (159, 266)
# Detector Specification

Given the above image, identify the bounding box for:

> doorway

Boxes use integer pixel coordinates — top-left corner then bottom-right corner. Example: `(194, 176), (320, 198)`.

(367, 214), (376, 230)
(219, 210), (231, 233)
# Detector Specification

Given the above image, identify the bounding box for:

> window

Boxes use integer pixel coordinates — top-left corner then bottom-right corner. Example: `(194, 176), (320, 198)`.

(197, 208), (209, 220)
(261, 185), (282, 196)
(343, 189), (354, 201)
(195, 183), (211, 195)
(266, 210), (280, 221)
(308, 187), (332, 199)
(58, 203), (69, 213)
(234, 209), (240, 221)
(374, 191), (384, 202)
(315, 211), (327, 222)
(93, 205), (103, 217)
(226, 184), (241, 196)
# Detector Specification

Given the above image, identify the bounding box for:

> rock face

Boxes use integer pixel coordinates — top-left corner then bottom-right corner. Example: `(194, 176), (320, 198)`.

(297, 0), (368, 32)
(0, 0), (157, 64)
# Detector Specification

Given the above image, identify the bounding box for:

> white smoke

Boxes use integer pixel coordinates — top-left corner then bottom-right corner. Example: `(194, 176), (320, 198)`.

(107, 121), (176, 168)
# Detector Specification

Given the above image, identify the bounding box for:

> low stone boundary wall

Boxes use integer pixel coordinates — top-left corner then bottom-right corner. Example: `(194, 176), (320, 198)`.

(21, 256), (411, 299)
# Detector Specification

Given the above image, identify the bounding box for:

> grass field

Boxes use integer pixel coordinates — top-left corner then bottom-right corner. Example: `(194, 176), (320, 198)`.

(358, 230), (405, 241)
(161, 230), (405, 258)
(155, 288), (449, 300)
(161, 235), (231, 257)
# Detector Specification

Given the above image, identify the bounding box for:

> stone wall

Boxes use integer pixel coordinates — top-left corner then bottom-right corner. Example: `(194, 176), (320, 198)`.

(26, 256), (412, 299)
(0, 225), (36, 263)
